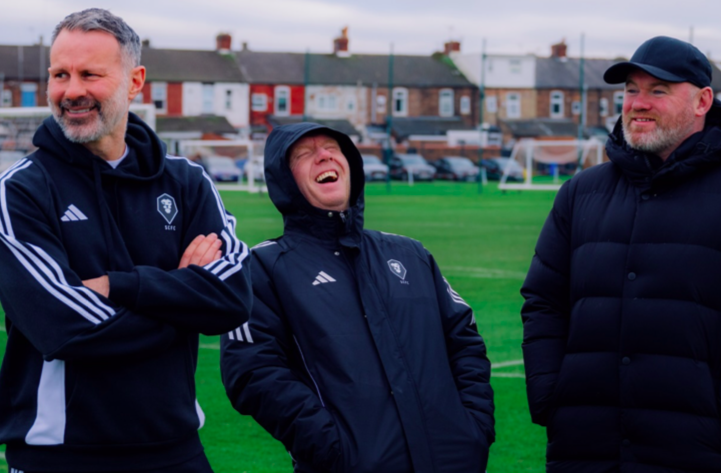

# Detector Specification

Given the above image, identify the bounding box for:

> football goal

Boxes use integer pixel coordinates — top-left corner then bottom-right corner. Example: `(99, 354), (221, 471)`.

(178, 139), (266, 193)
(499, 138), (605, 191)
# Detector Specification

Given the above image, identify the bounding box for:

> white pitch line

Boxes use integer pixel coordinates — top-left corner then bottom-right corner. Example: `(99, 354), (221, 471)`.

(492, 359), (524, 369)
(200, 343), (219, 350)
(443, 266), (527, 280)
(0, 451), (5, 459)
(492, 373), (526, 378)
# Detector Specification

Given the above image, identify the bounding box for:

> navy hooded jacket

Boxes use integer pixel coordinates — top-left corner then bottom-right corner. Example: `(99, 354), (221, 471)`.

(522, 103), (721, 472)
(220, 123), (494, 473)
(0, 113), (252, 471)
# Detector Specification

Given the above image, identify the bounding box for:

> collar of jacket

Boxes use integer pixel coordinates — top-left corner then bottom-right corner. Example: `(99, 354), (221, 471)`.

(32, 112), (167, 181)
(283, 201), (364, 249)
(606, 105), (721, 189)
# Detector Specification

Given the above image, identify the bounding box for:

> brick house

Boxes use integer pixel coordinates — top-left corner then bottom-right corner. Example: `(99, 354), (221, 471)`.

(0, 43), (49, 108)
(235, 48), (306, 130)
(451, 49), (537, 125)
(535, 41), (623, 130)
(451, 40), (625, 131)
(140, 34), (249, 129)
(236, 29), (479, 139)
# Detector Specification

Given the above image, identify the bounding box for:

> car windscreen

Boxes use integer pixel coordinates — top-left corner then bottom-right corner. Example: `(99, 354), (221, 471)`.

(447, 158), (474, 168)
(400, 156), (427, 165)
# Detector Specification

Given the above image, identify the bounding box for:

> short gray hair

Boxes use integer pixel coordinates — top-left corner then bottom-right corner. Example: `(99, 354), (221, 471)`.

(51, 9), (141, 69)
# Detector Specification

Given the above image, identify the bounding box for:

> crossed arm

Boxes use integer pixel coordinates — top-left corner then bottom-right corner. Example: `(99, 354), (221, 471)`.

(82, 233), (223, 297)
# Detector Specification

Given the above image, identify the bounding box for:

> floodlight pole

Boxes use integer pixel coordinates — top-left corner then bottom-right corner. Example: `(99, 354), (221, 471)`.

(385, 43), (394, 194)
(576, 33), (586, 171)
(303, 49), (310, 122)
(478, 38), (487, 194)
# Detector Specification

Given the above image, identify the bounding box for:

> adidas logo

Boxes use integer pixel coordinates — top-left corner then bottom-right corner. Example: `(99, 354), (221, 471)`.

(60, 204), (88, 222)
(312, 271), (336, 286)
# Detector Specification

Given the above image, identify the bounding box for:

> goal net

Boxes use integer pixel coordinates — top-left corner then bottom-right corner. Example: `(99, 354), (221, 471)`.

(499, 138), (605, 191)
(178, 139), (266, 193)
(0, 103), (155, 158)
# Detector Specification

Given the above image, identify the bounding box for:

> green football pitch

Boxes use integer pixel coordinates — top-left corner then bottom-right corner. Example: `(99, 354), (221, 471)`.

(0, 180), (562, 472)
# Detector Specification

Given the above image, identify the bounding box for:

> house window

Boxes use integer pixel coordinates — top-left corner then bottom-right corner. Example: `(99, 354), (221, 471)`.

(550, 91), (564, 118)
(460, 96), (471, 115)
(132, 92), (144, 104)
(275, 86), (290, 116)
(613, 91), (624, 115)
(151, 82), (167, 113)
(572, 101), (581, 115)
(439, 89), (454, 117)
(20, 83), (37, 107)
(316, 93), (338, 111)
(505, 93), (520, 119)
(251, 93), (267, 112)
(376, 95), (386, 114)
(202, 84), (214, 114)
(225, 90), (233, 111)
(392, 87), (408, 116)
(347, 96), (356, 112)
(486, 96), (497, 113)
(509, 59), (521, 74)
(599, 98), (609, 117)
(2, 89), (12, 107)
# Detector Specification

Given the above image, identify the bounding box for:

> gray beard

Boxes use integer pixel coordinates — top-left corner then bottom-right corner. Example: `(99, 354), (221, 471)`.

(622, 123), (693, 156)
(48, 83), (129, 144)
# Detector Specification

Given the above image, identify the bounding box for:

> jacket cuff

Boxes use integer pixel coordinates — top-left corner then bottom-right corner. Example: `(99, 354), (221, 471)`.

(108, 270), (140, 309)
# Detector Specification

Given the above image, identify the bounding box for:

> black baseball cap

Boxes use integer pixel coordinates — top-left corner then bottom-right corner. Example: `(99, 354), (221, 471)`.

(604, 36), (712, 88)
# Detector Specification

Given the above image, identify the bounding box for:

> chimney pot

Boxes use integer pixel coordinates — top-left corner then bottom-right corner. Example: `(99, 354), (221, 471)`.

(551, 39), (567, 58)
(216, 33), (232, 52)
(444, 40), (461, 55)
(333, 26), (350, 56)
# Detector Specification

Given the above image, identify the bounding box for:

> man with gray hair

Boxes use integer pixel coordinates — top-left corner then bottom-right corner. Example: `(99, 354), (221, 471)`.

(0, 9), (252, 472)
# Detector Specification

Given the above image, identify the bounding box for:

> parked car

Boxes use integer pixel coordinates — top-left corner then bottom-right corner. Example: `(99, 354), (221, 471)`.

(361, 154), (389, 182)
(389, 154), (436, 181)
(432, 156), (480, 181)
(0, 151), (25, 174)
(479, 157), (525, 182)
(202, 155), (242, 182)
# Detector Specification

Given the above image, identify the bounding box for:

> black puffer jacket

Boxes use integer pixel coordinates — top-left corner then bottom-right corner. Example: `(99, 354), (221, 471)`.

(221, 123), (494, 473)
(522, 104), (721, 472)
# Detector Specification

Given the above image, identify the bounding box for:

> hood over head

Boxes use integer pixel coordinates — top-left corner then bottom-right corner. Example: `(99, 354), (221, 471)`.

(264, 122), (365, 217)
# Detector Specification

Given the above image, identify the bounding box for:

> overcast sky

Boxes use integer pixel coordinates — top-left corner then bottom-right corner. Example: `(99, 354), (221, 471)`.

(2, 0), (720, 61)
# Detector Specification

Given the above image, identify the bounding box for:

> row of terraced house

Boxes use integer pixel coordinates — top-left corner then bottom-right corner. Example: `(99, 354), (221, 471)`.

(3, 29), (721, 155)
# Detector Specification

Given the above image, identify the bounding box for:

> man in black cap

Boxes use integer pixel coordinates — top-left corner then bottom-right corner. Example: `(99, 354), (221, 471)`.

(521, 36), (721, 472)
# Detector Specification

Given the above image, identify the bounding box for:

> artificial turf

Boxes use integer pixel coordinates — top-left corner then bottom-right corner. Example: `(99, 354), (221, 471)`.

(0, 180), (560, 472)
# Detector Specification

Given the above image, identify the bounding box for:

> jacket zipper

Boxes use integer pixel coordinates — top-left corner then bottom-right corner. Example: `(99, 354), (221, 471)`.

(293, 335), (326, 407)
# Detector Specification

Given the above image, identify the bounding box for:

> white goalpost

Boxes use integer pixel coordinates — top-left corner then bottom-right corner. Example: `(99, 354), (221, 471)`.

(178, 139), (267, 193)
(499, 138), (604, 191)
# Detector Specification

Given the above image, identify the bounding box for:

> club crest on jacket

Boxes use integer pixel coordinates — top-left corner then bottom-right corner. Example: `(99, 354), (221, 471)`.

(157, 193), (178, 224)
(387, 259), (407, 280)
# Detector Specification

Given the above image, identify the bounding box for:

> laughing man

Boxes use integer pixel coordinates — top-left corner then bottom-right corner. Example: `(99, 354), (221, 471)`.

(221, 122), (495, 472)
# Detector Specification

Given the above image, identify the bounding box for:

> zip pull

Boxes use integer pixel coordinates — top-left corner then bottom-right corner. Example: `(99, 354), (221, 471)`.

(339, 211), (347, 223)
